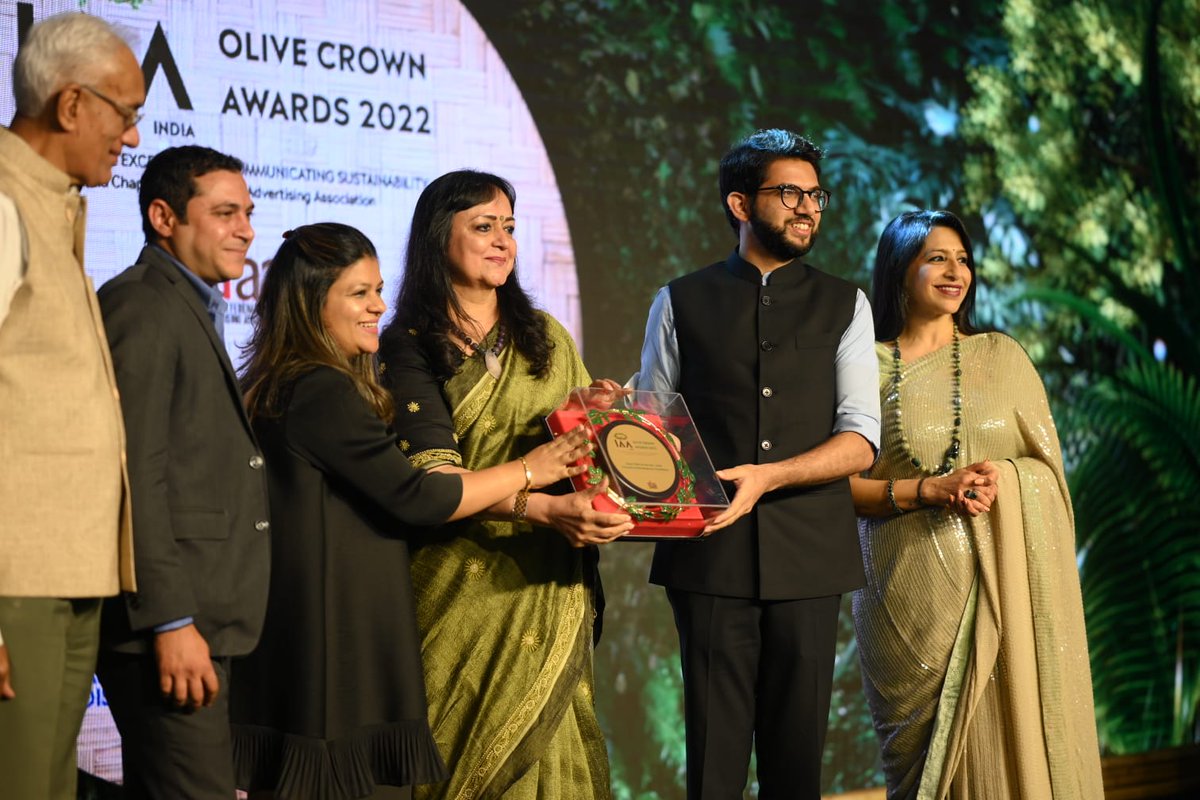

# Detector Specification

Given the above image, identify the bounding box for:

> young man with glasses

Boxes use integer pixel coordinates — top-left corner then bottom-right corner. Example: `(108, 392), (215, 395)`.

(632, 128), (880, 799)
(0, 12), (144, 799)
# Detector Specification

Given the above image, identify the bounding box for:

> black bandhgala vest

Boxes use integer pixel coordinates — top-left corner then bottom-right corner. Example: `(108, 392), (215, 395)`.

(649, 251), (865, 600)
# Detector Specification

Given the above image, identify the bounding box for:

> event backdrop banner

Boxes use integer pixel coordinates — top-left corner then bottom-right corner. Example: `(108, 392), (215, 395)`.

(0, 0), (579, 782)
(0, 0), (581, 356)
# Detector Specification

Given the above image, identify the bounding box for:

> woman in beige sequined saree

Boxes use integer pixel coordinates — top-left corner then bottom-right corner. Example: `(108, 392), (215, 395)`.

(850, 211), (1103, 800)
(377, 171), (629, 800)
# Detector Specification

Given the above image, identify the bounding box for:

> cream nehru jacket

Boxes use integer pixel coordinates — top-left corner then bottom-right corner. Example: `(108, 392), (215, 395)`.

(0, 127), (134, 598)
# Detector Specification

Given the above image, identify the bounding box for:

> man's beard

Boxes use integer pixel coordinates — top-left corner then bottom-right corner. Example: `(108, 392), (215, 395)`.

(749, 208), (818, 262)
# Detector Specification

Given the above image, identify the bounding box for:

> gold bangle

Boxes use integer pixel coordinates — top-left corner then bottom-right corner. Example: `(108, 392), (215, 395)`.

(518, 455), (533, 491)
(513, 489), (529, 522)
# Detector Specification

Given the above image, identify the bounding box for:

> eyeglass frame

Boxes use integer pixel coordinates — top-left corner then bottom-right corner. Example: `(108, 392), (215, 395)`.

(753, 184), (832, 211)
(79, 84), (144, 130)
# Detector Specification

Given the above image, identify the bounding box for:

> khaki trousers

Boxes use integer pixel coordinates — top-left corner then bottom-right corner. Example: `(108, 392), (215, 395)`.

(0, 595), (102, 800)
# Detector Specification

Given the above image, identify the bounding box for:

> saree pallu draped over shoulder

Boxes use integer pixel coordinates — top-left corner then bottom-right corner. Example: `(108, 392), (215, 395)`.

(397, 315), (611, 800)
(853, 333), (1103, 800)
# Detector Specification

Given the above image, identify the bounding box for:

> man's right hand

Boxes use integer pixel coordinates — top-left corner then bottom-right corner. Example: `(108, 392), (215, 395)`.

(154, 624), (218, 709)
(0, 644), (14, 699)
(704, 463), (781, 533)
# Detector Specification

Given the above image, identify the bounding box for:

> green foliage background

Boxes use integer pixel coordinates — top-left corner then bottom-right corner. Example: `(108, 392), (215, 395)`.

(465, 0), (1200, 796)
(959, 0), (1200, 758)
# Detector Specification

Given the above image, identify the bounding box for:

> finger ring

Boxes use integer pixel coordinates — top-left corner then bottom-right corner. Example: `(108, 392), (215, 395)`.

(965, 489), (978, 500)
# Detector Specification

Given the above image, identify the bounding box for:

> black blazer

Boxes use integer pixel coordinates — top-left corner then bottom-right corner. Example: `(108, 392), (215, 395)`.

(98, 245), (270, 657)
(230, 367), (461, 789)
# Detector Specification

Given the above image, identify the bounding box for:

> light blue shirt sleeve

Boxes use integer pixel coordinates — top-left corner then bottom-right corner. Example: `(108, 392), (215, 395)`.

(153, 616), (195, 633)
(834, 289), (882, 453)
(628, 286), (679, 393)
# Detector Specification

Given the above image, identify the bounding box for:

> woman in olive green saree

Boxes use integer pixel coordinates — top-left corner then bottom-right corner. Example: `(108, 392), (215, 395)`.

(378, 170), (630, 800)
(850, 211), (1102, 800)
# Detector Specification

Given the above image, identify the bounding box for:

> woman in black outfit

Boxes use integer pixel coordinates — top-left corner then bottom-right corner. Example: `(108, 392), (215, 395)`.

(230, 223), (588, 800)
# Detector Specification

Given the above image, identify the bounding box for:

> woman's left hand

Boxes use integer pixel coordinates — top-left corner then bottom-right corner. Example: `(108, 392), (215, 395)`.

(523, 426), (591, 488)
(539, 479), (634, 547)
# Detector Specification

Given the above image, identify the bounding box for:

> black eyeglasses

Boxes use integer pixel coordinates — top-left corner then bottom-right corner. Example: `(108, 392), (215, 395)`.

(81, 84), (144, 130)
(754, 184), (832, 211)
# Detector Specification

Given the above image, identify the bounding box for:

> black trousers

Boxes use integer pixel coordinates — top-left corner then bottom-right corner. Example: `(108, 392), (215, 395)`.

(96, 650), (235, 800)
(666, 589), (841, 800)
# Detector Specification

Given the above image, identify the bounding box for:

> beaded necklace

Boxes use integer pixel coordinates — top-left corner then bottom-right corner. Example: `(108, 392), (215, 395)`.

(452, 323), (506, 379)
(888, 323), (961, 475)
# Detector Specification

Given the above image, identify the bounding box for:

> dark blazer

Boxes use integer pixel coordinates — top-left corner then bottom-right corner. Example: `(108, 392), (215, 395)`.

(98, 245), (270, 657)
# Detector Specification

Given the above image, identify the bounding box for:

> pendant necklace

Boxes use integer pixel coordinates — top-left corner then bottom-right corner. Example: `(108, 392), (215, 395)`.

(888, 323), (962, 475)
(453, 323), (506, 379)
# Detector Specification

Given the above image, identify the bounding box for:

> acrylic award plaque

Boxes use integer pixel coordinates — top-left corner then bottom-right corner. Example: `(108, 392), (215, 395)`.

(544, 388), (730, 540)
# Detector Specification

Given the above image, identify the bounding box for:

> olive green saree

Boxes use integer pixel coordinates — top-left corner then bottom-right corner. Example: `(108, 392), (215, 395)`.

(386, 314), (610, 800)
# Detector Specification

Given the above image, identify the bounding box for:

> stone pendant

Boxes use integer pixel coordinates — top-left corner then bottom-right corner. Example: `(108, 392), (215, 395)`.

(484, 349), (502, 379)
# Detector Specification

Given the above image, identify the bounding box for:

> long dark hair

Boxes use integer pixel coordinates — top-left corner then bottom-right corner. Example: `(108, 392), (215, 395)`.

(871, 210), (980, 341)
(379, 169), (552, 382)
(240, 223), (393, 422)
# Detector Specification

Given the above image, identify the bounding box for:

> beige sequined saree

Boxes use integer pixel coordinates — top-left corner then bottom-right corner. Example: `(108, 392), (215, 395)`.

(387, 314), (610, 800)
(853, 333), (1103, 800)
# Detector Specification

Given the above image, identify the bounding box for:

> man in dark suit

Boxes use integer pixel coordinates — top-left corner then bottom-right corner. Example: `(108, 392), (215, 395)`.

(96, 145), (270, 799)
(633, 129), (881, 799)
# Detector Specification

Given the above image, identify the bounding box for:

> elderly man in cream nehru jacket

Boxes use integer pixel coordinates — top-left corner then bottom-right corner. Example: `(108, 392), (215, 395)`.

(0, 12), (144, 800)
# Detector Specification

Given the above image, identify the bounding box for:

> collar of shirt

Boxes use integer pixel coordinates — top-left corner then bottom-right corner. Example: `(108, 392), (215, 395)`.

(724, 248), (810, 288)
(152, 243), (228, 340)
(0, 127), (76, 197)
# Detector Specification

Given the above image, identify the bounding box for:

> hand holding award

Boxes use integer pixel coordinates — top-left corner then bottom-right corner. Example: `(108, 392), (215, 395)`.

(545, 388), (729, 540)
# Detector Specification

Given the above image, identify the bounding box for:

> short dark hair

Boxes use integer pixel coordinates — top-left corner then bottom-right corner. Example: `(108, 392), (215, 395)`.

(871, 210), (980, 341)
(139, 146), (245, 243)
(718, 129), (824, 234)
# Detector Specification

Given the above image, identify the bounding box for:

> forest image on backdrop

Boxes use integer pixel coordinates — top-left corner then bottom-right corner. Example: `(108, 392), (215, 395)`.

(463, 0), (1200, 795)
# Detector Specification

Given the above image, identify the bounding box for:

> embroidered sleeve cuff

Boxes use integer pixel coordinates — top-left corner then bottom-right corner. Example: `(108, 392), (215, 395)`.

(409, 448), (463, 470)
